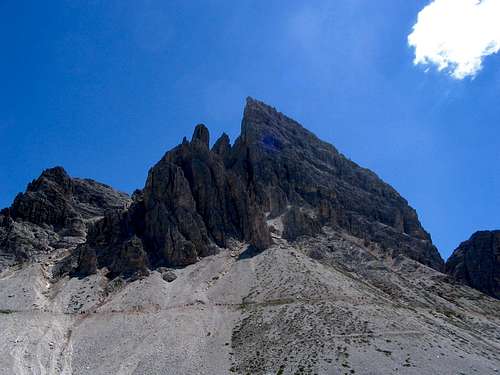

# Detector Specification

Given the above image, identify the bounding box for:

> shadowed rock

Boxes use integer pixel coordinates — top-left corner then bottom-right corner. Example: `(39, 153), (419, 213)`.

(0, 167), (131, 270)
(283, 207), (322, 241)
(446, 230), (500, 299)
(139, 124), (271, 267)
(191, 124), (210, 148)
(212, 133), (231, 160)
(10, 167), (130, 228)
(230, 97), (443, 270)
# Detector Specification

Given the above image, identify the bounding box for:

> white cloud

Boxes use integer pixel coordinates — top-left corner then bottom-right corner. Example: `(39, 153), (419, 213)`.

(408, 0), (500, 79)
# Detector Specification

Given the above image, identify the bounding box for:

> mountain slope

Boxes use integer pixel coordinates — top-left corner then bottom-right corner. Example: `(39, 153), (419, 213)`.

(0, 232), (498, 374)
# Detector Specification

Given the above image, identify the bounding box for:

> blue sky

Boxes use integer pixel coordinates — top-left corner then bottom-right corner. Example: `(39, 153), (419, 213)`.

(1, 1), (499, 259)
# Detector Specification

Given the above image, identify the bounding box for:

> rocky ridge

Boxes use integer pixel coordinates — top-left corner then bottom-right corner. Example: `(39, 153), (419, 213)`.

(72, 97), (444, 279)
(0, 167), (130, 270)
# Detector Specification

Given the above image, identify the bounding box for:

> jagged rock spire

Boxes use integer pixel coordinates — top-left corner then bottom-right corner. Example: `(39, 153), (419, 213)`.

(191, 124), (210, 148)
(212, 132), (231, 157)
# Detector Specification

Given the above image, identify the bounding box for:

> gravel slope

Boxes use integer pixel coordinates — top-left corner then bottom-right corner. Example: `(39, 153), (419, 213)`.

(1, 233), (499, 375)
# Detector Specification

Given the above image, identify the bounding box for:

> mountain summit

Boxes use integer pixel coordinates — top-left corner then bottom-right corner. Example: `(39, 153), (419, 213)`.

(71, 97), (443, 278)
(0, 99), (498, 375)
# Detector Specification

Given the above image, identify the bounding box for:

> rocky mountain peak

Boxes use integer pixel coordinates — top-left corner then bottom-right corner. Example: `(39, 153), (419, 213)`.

(29, 166), (73, 192)
(212, 132), (231, 157)
(70, 98), (444, 278)
(10, 167), (76, 227)
(0, 168), (131, 270)
(236, 98), (444, 270)
(240, 97), (295, 146)
(191, 123), (210, 148)
(9, 167), (130, 227)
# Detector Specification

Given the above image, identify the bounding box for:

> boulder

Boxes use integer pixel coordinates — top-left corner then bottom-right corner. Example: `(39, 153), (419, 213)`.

(162, 271), (177, 282)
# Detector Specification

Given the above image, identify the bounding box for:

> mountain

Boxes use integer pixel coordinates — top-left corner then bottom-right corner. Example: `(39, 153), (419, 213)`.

(0, 166), (130, 270)
(73, 97), (443, 279)
(0, 98), (499, 375)
(446, 230), (500, 299)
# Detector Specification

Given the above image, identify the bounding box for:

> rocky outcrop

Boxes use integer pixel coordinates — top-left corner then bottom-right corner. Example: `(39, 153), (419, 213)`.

(9, 167), (75, 228)
(446, 230), (500, 299)
(0, 217), (58, 269)
(0, 167), (131, 269)
(9, 166), (130, 228)
(73, 206), (143, 277)
(282, 207), (322, 241)
(74, 122), (273, 275)
(84, 124), (272, 273)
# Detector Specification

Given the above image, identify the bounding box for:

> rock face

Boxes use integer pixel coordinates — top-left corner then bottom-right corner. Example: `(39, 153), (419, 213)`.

(446, 230), (500, 299)
(282, 207), (322, 241)
(80, 122), (274, 274)
(76, 97), (443, 276)
(232, 98), (443, 270)
(2, 98), (444, 277)
(9, 166), (129, 228)
(0, 167), (130, 269)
